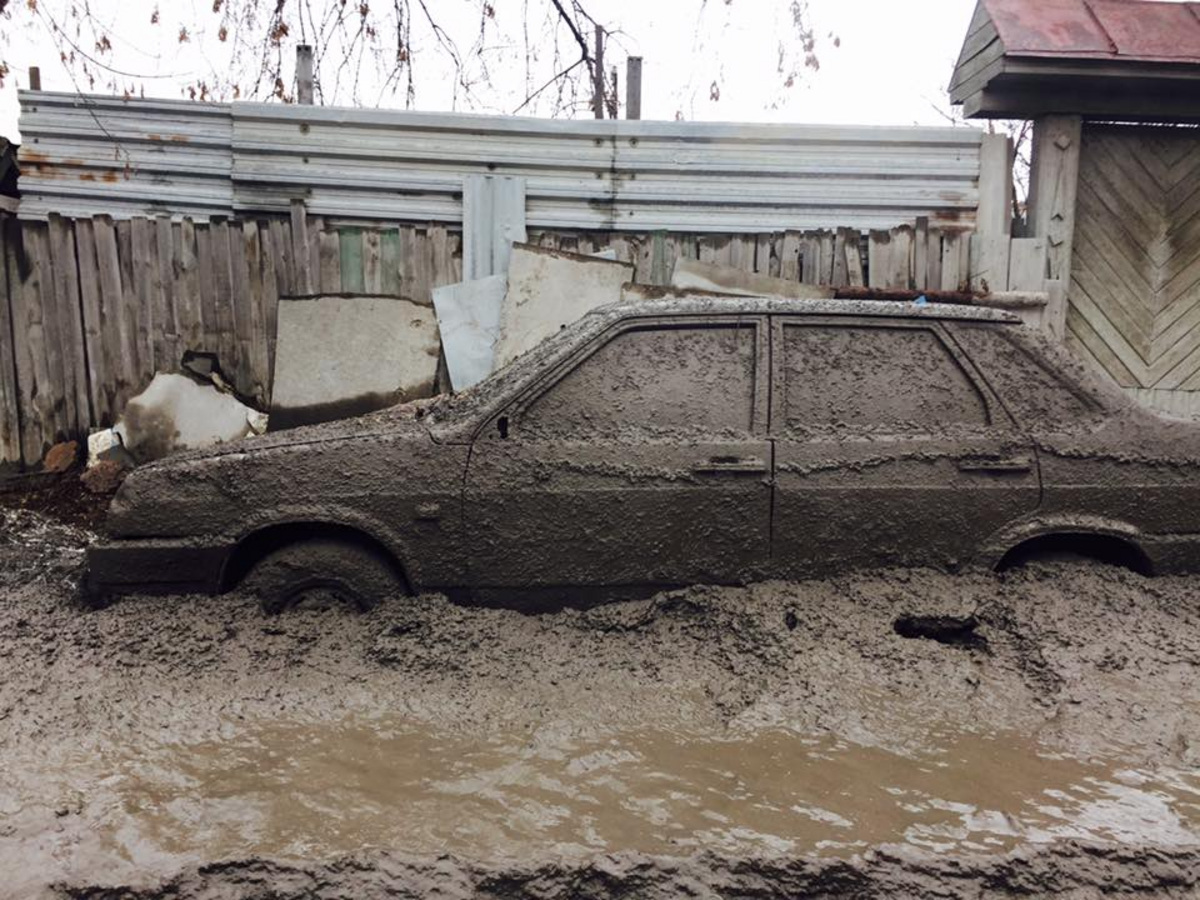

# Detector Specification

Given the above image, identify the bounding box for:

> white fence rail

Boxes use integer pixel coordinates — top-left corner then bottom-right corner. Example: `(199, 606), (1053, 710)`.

(18, 91), (984, 232)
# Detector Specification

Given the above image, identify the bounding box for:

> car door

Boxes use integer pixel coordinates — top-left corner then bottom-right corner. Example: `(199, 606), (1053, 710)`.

(769, 316), (1040, 575)
(464, 315), (771, 602)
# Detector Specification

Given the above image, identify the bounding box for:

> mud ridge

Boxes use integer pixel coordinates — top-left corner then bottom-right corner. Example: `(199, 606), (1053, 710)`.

(55, 843), (1200, 900)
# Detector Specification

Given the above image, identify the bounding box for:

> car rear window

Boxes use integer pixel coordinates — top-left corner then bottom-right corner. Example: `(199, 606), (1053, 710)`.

(949, 323), (1102, 427)
(521, 324), (758, 437)
(780, 324), (989, 436)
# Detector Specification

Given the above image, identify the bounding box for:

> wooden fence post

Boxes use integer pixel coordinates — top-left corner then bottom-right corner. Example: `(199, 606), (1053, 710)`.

(626, 57), (643, 120)
(296, 45), (314, 105)
(1027, 114), (1082, 286)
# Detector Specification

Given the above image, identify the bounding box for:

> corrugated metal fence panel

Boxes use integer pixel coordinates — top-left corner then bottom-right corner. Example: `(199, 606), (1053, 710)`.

(18, 91), (234, 220)
(19, 92), (983, 231)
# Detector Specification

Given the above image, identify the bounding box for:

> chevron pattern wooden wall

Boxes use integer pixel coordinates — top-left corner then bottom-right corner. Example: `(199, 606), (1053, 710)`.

(1068, 126), (1200, 393)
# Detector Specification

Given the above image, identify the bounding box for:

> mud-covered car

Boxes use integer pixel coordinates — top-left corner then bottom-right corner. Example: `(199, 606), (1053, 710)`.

(87, 295), (1200, 610)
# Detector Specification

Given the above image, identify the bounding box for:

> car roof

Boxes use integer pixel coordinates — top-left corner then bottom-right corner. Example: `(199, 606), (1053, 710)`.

(598, 293), (1022, 324)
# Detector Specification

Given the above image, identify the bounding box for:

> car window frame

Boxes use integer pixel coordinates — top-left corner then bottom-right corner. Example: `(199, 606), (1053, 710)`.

(767, 315), (1011, 439)
(472, 313), (770, 443)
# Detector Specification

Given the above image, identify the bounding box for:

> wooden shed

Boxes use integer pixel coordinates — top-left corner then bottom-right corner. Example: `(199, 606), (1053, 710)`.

(953, 0), (1200, 417)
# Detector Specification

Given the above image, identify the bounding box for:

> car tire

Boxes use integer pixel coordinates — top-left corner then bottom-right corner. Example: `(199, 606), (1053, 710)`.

(242, 537), (402, 614)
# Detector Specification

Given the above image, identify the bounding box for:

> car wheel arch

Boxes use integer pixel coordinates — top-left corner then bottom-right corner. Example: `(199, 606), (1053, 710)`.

(993, 527), (1153, 575)
(219, 520), (413, 593)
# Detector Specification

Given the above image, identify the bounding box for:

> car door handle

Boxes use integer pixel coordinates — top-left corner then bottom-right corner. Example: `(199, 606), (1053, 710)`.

(957, 456), (1033, 474)
(692, 457), (768, 475)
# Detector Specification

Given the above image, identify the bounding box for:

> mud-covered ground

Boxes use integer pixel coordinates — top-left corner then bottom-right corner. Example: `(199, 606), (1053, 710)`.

(2, 486), (1200, 898)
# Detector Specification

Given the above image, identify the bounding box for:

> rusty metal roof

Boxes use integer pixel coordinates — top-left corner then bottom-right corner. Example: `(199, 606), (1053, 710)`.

(985, 0), (1200, 64)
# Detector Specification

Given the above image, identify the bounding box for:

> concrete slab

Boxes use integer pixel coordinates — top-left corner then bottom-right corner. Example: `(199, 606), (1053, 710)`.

(116, 373), (261, 461)
(270, 294), (440, 431)
(431, 274), (507, 392)
(494, 244), (633, 370)
(671, 257), (834, 300)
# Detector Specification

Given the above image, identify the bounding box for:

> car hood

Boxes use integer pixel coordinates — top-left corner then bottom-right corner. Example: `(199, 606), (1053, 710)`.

(106, 400), (441, 540)
(138, 398), (438, 471)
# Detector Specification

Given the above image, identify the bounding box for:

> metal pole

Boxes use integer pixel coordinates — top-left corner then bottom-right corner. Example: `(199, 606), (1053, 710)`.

(625, 57), (643, 120)
(28, 67), (41, 91)
(593, 26), (604, 119)
(296, 45), (314, 104)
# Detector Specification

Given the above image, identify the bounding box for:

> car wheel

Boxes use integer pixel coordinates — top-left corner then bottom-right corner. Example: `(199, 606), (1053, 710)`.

(242, 537), (402, 614)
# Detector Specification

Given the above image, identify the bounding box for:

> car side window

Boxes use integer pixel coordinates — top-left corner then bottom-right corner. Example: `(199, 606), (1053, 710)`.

(517, 324), (758, 438)
(948, 323), (1101, 427)
(780, 323), (988, 437)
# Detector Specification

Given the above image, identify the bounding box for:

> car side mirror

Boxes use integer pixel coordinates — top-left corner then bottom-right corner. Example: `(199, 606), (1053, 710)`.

(497, 415), (509, 440)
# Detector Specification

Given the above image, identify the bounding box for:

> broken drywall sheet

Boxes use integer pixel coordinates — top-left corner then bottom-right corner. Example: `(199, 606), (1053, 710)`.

(115, 373), (263, 462)
(431, 274), (507, 392)
(494, 244), (634, 370)
(671, 257), (835, 300)
(270, 294), (440, 431)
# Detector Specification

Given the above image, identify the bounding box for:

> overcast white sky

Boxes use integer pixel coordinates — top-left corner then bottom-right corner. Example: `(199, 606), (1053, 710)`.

(0, 0), (980, 140)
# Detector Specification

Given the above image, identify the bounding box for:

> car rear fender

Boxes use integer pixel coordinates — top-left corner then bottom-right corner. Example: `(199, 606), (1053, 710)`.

(977, 515), (1150, 572)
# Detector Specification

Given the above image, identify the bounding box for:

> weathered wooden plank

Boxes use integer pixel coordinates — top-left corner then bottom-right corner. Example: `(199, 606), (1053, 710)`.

(208, 219), (238, 378)
(941, 232), (965, 291)
(801, 235), (819, 284)
(155, 215), (180, 369)
(194, 225), (218, 355)
(381, 229), (402, 295)
(780, 231), (801, 281)
(970, 233), (1012, 292)
(819, 231), (836, 285)
(430, 225), (455, 293)
(228, 221), (255, 397)
(363, 229), (383, 294)
(318, 228), (341, 293)
(729, 235), (755, 271)
(977, 133), (1015, 240)
(74, 218), (108, 426)
(47, 214), (88, 433)
(290, 199), (312, 294)
(93, 216), (137, 417)
(244, 220), (271, 403)
(1008, 237), (1048, 291)
(845, 234), (864, 287)
(130, 217), (158, 381)
(914, 217), (929, 291)
(256, 221), (280, 399)
(15, 224), (57, 456)
(268, 218), (294, 298)
(177, 219), (203, 351)
(888, 225), (914, 289)
(408, 227), (434, 306)
(926, 228), (943, 294)
(309, 216), (324, 292)
(0, 217), (23, 463)
(339, 228), (365, 293)
(867, 230), (890, 289)
(7, 225), (41, 460)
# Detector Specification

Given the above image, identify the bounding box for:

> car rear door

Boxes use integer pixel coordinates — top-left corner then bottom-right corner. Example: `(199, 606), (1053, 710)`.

(464, 315), (771, 602)
(769, 316), (1040, 575)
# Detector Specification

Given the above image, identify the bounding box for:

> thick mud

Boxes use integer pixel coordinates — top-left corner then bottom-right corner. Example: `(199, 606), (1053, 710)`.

(3, 506), (1200, 897)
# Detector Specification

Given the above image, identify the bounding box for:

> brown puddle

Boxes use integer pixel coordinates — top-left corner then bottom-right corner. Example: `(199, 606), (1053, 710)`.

(3, 721), (1200, 891)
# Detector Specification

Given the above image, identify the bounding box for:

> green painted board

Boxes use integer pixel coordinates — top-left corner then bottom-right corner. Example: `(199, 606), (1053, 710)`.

(338, 228), (365, 292)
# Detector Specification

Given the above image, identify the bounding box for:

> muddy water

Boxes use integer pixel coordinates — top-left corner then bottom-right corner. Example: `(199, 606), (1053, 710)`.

(4, 719), (1200, 893)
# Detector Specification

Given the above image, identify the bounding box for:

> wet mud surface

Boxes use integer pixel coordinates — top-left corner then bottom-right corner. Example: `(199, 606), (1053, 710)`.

(4, 506), (1200, 897)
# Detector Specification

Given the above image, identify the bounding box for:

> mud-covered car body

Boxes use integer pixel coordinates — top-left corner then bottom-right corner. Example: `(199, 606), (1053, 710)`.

(88, 296), (1200, 604)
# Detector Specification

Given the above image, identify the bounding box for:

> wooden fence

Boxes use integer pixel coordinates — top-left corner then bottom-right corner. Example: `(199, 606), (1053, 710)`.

(0, 212), (988, 468)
